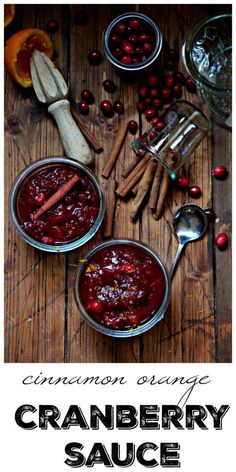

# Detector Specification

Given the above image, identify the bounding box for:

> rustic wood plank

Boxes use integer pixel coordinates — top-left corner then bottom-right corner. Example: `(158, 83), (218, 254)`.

(4, 4), (66, 362)
(4, 3), (231, 363)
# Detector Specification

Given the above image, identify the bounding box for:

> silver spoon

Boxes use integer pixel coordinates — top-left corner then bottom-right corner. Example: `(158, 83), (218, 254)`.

(170, 204), (208, 279)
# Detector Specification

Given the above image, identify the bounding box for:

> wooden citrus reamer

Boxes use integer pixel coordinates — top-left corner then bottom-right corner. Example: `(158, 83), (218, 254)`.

(30, 50), (94, 165)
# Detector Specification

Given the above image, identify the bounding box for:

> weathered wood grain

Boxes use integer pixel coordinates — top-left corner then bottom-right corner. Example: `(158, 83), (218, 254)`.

(4, 3), (231, 363)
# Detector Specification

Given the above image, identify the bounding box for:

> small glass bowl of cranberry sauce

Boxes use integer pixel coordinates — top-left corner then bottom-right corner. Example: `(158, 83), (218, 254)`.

(103, 12), (162, 72)
(10, 157), (105, 253)
(75, 239), (171, 338)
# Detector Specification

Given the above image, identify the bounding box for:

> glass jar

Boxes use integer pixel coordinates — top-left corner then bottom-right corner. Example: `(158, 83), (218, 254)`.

(182, 13), (232, 127)
(74, 239), (171, 338)
(9, 157), (105, 253)
(132, 100), (210, 180)
(103, 12), (162, 74)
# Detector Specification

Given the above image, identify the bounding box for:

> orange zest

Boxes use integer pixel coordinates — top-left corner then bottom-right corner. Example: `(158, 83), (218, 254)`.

(4, 28), (53, 88)
(4, 4), (15, 28)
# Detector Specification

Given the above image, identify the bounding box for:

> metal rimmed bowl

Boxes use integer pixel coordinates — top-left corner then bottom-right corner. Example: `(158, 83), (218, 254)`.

(9, 156), (105, 253)
(103, 12), (162, 73)
(74, 239), (171, 338)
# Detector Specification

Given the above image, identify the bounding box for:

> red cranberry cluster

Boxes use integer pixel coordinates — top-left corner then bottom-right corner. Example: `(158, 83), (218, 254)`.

(137, 63), (196, 122)
(109, 17), (156, 65)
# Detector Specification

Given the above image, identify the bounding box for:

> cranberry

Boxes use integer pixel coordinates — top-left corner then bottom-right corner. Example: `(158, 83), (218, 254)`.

(75, 10), (88, 26)
(165, 60), (175, 70)
(103, 79), (116, 93)
(147, 74), (159, 87)
(100, 100), (113, 116)
(110, 33), (122, 44)
(144, 107), (157, 120)
(155, 120), (166, 131)
(112, 48), (123, 59)
(177, 176), (189, 189)
(139, 85), (149, 98)
(152, 98), (162, 109)
(129, 33), (138, 44)
(133, 58), (140, 64)
(185, 76), (196, 92)
(135, 47), (143, 56)
(121, 55), (132, 64)
(46, 19), (59, 34)
(174, 71), (186, 84)
(141, 55), (148, 62)
(81, 89), (94, 104)
(115, 22), (127, 35)
(167, 48), (178, 62)
(136, 101), (145, 113)
(149, 130), (158, 140)
(165, 74), (174, 88)
(34, 193), (47, 205)
(42, 236), (55, 245)
(151, 117), (159, 127)
(215, 232), (228, 250)
(212, 165), (227, 179)
(128, 120), (138, 134)
(144, 98), (152, 107)
(161, 86), (172, 102)
(113, 100), (125, 114)
(149, 87), (159, 98)
(188, 185), (202, 198)
(205, 208), (216, 223)
(88, 49), (103, 65)
(143, 42), (154, 54)
(122, 41), (134, 55)
(79, 101), (89, 115)
(128, 18), (141, 30)
(138, 33), (150, 43)
(173, 83), (182, 98)
(87, 300), (104, 315)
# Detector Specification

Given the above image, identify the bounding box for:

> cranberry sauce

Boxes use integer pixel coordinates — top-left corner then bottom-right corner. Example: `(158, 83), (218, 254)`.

(17, 165), (99, 245)
(79, 244), (166, 330)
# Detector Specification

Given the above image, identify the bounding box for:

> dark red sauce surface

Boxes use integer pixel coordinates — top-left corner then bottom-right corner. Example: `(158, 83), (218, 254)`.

(17, 165), (99, 244)
(79, 244), (166, 330)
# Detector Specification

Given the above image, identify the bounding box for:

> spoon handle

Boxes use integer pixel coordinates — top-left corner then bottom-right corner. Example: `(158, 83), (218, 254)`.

(169, 242), (185, 280)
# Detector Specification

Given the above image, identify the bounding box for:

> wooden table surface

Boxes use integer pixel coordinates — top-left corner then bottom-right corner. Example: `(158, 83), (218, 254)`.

(4, 4), (232, 363)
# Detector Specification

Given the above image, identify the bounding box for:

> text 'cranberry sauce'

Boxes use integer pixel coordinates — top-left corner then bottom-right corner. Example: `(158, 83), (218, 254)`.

(17, 165), (99, 245)
(79, 244), (166, 330)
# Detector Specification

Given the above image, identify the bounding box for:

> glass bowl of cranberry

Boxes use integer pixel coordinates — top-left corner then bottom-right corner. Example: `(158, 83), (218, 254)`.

(10, 157), (105, 253)
(103, 12), (162, 72)
(74, 239), (171, 337)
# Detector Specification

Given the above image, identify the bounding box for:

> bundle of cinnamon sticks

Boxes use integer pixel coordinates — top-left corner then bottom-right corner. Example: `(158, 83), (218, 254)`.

(116, 149), (176, 221)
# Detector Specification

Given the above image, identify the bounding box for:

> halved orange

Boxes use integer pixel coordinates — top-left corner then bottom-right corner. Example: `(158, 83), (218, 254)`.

(4, 28), (53, 87)
(4, 4), (15, 28)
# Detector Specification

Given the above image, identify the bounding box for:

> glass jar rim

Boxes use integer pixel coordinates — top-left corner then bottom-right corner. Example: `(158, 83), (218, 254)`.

(182, 13), (232, 92)
(74, 238), (171, 338)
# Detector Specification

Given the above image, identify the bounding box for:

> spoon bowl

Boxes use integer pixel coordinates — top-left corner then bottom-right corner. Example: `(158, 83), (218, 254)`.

(170, 204), (208, 278)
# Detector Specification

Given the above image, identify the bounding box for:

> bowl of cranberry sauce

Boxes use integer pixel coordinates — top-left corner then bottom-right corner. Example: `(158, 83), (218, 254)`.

(10, 157), (105, 253)
(75, 239), (171, 337)
(103, 12), (162, 72)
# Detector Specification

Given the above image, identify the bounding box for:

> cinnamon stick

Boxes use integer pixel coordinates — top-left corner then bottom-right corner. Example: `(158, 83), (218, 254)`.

(153, 170), (170, 220)
(130, 159), (157, 220)
(102, 121), (128, 178)
(116, 154), (150, 198)
(153, 149), (176, 220)
(70, 106), (103, 153)
(32, 174), (80, 221)
(148, 164), (164, 210)
(122, 153), (143, 178)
